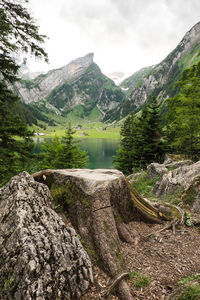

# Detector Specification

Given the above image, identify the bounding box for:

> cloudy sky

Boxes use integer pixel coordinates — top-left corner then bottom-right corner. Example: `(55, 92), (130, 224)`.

(27, 0), (200, 77)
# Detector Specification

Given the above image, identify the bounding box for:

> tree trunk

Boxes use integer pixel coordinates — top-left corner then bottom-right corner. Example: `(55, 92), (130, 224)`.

(33, 169), (168, 299)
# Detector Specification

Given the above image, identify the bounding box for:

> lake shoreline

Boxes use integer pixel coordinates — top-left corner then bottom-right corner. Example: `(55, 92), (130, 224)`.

(33, 137), (120, 169)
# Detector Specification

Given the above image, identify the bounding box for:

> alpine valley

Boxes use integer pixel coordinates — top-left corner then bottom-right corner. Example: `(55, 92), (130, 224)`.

(15, 21), (200, 128)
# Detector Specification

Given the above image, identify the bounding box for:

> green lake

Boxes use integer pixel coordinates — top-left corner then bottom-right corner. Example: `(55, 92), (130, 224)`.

(33, 138), (120, 169)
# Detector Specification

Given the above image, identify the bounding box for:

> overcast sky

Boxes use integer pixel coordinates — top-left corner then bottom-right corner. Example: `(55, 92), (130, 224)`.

(26, 0), (200, 77)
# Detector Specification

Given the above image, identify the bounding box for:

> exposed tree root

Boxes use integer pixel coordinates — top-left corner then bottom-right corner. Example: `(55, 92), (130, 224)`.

(143, 218), (179, 239)
(101, 272), (131, 299)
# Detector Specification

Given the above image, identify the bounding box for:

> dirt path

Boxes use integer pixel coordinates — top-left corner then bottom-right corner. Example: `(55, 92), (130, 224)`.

(81, 221), (200, 299)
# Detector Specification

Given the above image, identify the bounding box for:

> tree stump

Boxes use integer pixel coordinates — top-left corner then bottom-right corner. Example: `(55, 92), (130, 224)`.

(33, 169), (168, 299)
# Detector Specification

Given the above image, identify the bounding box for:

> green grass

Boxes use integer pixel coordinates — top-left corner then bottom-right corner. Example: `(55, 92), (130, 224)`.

(175, 273), (200, 300)
(131, 171), (162, 200)
(129, 271), (151, 289)
(178, 274), (200, 285)
(31, 122), (120, 139)
(177, 285), (200, 300)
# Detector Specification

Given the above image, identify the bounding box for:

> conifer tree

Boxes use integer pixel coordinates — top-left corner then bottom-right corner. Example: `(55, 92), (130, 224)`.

(41, 124), (88, 169)
(0, 0), (48, 185)
(114, 102), (165, 175)
(166, 61), (200, 160)
(137, 102), (165, 167)
(113, 113), (138, 174)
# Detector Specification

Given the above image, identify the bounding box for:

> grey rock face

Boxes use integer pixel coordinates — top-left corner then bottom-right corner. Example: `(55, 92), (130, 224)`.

(123, 22), (200, 113)
(0, 172), (93, 300)
(16, 53), (94, 104)
(153, 161), (200, 198)
(147, 163), (168, 179)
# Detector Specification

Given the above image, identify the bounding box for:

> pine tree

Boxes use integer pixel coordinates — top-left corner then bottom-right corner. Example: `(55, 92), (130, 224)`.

(0, 0), (48, 185)
(41, 124), (88, 169)
(114, 103), (165, 175)
(137, 103), (165, 167)
(113, 113), (139, 174)
(166, 60), (200, 160)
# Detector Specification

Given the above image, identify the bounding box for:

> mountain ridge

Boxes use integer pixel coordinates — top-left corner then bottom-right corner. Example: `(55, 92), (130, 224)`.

(15, 53), (126, 125)
(14, 21), (200, 126)
(118, 21), (200, 117)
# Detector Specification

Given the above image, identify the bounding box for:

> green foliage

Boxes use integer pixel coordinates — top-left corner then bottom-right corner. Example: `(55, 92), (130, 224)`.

(179, 274), (200, 285)
(0, 82), (35, 185)
(0, 0), (47, 185)
(0, 267), (14, 298)
(131, 171), (162, 199)
(129, 271), (150, 289)
(178, 44), (200, 70)
(184, 212), (193, 227)
(40, 123), (88, 169)
(161, 186), (184, 205)
(177, 273), (200, 300)
(114, 101), (165, 174)
(113, 112), (137, 174)
(0, 0), (48, 83)
(166, 59), (200, 160)
(177, 285), (200, 300)
(47, 83), (74, 109)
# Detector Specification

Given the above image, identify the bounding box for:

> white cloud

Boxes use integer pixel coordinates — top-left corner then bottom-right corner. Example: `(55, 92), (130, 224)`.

(26, 0), (200, 77)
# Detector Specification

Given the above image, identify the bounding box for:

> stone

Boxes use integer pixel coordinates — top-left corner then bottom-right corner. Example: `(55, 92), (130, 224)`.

(127, 172), (143, 184)
(0, 172), (93, 300)
(147, 163), (168, 178)
(153, 161), (200, 199)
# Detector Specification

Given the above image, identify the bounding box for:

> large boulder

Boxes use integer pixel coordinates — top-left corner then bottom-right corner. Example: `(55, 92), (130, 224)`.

(0, 172), (93, 300)
(153, 161), (200, 201)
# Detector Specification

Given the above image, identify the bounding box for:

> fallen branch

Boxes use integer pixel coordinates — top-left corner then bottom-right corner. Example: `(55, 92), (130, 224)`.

(143, 218), (179, 239)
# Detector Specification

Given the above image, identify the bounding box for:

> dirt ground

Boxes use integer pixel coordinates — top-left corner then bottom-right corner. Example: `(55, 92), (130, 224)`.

(81, 221), (200, 299)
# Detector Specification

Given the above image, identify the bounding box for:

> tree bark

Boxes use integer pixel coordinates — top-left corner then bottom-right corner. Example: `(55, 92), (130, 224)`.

(33, 168), (168, 299)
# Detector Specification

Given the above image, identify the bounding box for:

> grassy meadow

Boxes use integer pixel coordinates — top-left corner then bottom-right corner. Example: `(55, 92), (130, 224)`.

(32, 122), (121, 139)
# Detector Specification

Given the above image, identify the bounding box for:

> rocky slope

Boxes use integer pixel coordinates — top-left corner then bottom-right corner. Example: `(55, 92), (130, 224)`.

(15, 53), (125, 124)
(118, 21), (200, 117)
(129, 155), (200, 217)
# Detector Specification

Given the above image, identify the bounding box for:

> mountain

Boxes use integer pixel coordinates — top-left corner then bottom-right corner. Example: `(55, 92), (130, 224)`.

(118, 21), (200, 117)
(120, 66), (154, 94)
(16, 53), (126, 125)
(14, 22), (200, 126)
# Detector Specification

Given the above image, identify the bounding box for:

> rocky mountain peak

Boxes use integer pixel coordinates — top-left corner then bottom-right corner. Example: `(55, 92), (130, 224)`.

(180, 21), (200, 48)
(67, 53), (94, 67)
(119, 21), (200, 118)
(16, 53), (95, 104)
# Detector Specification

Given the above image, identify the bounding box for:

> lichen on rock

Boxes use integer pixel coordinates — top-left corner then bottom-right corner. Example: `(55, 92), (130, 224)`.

(0, 171), (93, 300)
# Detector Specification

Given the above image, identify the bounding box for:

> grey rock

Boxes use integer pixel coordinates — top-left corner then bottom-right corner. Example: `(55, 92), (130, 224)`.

(153, 161), (200, 198)
(147, 163), (168, 178)
(127, 172), (143, 184)
(16, 53), (94, 104)
(0, 172), (93, 300)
